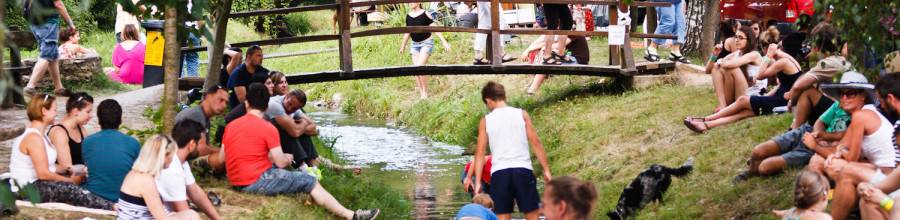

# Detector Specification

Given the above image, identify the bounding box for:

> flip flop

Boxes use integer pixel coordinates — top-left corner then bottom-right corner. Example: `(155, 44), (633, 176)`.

(683, 118), (708, 133)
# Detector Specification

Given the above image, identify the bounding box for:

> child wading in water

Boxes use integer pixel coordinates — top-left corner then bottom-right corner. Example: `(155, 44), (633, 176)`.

(773, 169), (832, 220)
(399, 3), (451, 99)
(474, 81), (552, 220)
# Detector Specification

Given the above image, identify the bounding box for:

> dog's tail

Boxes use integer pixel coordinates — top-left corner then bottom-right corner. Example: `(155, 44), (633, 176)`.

(664, 157), (694, 177)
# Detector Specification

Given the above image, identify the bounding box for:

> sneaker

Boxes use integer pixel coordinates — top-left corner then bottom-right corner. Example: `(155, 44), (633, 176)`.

(353, 208), (380, 220)
(732, 170), (751, 184)
(305, 166), (324, 180)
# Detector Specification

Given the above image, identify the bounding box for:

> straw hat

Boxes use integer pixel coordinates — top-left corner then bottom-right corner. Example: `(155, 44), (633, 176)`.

(820, 71), (877, 104)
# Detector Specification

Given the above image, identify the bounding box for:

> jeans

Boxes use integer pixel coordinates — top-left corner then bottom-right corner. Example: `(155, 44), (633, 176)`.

(652, 0), (686, 45)
(242, 167), (317, 195)
(181, 33), (201, 77)
(30, 19), (60, 60)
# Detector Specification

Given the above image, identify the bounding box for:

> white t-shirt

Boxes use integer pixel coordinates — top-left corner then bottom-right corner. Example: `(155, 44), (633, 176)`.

(114, 0), (141, 34)
(156, 154), (196, 211)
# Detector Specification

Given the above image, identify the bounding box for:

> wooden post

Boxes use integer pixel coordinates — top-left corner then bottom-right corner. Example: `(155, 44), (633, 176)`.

(203, 0), (233, 90)
(489, 0), (502, 68)
(337, 0), (353, 77)
(609, 4), (620, 66)
(620, 27), (636, 73)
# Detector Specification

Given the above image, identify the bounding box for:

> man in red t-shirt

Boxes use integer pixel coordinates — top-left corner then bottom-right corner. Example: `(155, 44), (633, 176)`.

(462, 155), (492, 196)
(223, 83), (379, 220)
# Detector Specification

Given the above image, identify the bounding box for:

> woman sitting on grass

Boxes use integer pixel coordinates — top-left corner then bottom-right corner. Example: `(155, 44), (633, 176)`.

(117, 135), (199, 220)
(398, 2), (451, 99)
(683, 27), (803, 133)
(47, 92), (93, 171)
(707, 26), (766, 113)
(9, 94), (112, 210)
(773, 169), (832, 220)
(108, 24), (146, 85)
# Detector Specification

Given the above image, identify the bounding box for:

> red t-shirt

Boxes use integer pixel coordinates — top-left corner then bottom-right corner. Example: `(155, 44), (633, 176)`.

(223, 115), (280, 186)
(465, 156), (492, 183)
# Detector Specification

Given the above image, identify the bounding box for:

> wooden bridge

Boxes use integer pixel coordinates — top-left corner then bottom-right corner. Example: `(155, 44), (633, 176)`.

(175, 0), (679, 89)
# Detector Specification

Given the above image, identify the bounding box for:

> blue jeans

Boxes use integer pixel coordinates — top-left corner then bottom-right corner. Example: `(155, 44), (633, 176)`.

(181, 33), (201, 77)
(652, 0), (686, 45)
(241, 167), (317, 196)
(30, 19), (61, 60)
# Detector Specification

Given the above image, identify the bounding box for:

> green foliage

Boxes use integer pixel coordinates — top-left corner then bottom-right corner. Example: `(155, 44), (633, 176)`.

(283, 12), (315, 36)
(116, 0), (212, 42)
(818, 0), (899, 76)
(88, 0), (117, 30)
(125, 105), (165, 142)
(3, 0), (99, 33)
(383, 4), (410, 28)
(4, 0), (29, 29)
(230, 0), (279, 36)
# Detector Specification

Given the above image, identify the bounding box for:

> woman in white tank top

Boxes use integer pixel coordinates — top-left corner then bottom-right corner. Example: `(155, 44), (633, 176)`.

(9, 94), (113, 210)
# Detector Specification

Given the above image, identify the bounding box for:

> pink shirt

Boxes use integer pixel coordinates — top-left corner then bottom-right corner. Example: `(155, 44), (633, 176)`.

(111, 42), (146, 84)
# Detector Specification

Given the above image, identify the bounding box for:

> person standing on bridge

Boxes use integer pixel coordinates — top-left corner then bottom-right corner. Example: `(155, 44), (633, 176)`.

(399, 2), (451, 99)
(474, 81), (552, 220)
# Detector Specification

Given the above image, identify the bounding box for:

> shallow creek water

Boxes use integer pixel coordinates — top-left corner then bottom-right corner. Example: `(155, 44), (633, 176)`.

(309, 111), (472, 219)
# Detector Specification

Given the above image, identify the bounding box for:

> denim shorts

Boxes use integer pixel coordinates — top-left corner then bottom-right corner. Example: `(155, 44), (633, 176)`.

(30, 19), (61, 60)
(410, 38), (434, 55)
(241, 167), (317, 195)
(772, 124), (814, 167)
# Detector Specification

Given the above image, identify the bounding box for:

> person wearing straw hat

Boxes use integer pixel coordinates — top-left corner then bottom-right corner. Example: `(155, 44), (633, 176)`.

(804, 71), (897, 220)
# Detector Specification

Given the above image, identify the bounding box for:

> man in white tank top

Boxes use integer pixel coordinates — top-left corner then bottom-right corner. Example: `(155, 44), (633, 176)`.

(473, 81), (551, 220)
(806, 73), (896, 219)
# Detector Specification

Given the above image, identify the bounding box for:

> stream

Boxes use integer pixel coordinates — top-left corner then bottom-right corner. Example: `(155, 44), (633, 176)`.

(309, 111), (471, 219)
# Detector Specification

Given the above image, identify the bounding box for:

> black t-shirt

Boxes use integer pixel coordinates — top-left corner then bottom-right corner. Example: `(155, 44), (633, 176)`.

(808, 97), (834, 126)
(566, 36), (590, 65)
(226, 63), (270, 108)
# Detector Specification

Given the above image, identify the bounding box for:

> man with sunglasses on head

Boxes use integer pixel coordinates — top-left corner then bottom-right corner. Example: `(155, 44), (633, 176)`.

(227, 45), (270, 108)
(804, 72), (897, 220)
(175, 86), (230, 172)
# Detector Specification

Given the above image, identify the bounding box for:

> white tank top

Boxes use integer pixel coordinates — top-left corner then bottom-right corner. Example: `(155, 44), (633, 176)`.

(485, 106), (533, 173)
(9, 128), (57, 191)
(860, 105), (897, 168)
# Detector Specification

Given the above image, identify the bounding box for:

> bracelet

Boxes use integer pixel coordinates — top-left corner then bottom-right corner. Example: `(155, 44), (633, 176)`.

(881, 197), (894, 211)
(708, 55), (717, 62)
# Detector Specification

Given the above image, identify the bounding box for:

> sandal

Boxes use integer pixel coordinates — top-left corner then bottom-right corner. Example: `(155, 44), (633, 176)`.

(644, 53), (660, 62)
(683, 117), (709, 133)
(542, 52), (563, 65)
(501, 54), (517, 63)
(473, 58), (491, 65)
(669, 54), (692, 64)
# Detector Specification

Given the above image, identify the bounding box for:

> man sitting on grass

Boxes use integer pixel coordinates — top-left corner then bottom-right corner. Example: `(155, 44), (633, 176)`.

(264, 89), (323, 177)
(223, 83), (379, 220)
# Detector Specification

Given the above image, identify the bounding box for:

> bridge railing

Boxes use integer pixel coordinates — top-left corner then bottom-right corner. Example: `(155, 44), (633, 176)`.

(183, 0), (675, 88)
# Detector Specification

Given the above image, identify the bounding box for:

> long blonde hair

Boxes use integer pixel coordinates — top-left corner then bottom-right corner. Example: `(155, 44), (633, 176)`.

(131, 135), (176, 176)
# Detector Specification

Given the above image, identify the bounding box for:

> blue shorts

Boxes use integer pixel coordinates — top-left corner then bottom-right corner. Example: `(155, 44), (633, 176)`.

(410, 38), (434, 55)
(489, 168), (540, 214)
(241, 167), (317, 195)
(30, 19), (61, 60)
(772, 124), (815, 167)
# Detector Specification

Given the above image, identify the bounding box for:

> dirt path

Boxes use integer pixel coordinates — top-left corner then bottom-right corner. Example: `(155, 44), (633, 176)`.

(0, 85), (163, 173)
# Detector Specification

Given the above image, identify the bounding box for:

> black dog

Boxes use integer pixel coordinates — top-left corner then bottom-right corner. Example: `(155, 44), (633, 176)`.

(607, 158), (694, 220)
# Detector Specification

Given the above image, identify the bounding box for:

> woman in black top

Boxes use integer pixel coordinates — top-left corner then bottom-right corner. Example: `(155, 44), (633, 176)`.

(48, 92), (93, 171)
(399, 3), (451, 99)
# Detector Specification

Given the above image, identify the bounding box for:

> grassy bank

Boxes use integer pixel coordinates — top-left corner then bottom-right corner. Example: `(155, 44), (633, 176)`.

(302, 73), (797, 219)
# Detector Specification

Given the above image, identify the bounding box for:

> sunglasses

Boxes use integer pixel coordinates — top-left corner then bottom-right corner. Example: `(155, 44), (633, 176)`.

(840, 89), (865, 98)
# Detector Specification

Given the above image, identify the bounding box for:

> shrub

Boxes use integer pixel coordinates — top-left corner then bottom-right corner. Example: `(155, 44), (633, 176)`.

(283, 12), (314, 36)
(3, 0), (99, 33)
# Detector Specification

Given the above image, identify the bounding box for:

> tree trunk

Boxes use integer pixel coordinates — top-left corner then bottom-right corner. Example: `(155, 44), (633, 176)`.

(161, 5), (181, 134)
(682, 0), (719, 58)
(203, 0), (233, 91)
(0, 0), (7, 103)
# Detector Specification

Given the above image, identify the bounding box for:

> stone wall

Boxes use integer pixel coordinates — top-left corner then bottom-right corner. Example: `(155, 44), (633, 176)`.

(21, 55), (103, 85)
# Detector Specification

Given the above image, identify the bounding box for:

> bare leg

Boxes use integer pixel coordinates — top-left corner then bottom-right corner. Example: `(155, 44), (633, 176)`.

(309, 182), (355, 219)
(527, 74), (547, 94)
(749, 140), (782, 175)
(706, 95), (753, 121)
(808, 155), (827, 176)
(497, 213), (511, 220)
(725, 67), (749, 102)
(757, 157), (788, 176)
(860, 198), (890, 220)
(542, 35), (556, 59)
(26, 59), (51, 88)
(831, 162), (877, 220)
(703, 109), (755, 129)
(47, 60), (63, 90)
(413, 52), (431, 98)
(720, 66), (737, 106)
(791, 88), (822, 129)
(711, 66), (728, 110)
